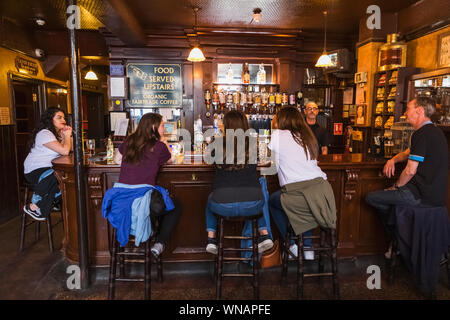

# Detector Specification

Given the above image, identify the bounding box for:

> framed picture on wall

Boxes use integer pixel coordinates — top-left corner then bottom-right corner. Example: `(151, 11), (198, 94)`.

(437, 31), (450, 68)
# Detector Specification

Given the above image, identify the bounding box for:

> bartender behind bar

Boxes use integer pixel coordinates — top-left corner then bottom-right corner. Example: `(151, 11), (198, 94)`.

(304, 102), (330, 155)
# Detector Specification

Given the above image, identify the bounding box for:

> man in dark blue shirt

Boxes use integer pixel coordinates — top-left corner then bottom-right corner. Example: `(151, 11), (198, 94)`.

(366, 97), (448, 253)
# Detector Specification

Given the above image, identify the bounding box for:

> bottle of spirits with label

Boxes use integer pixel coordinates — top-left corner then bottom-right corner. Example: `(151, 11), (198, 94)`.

(242, 63), (250, 84)
(204, 89), (211, 118)
(226, 63), (234, 83)
(212, 90), (219, 112)
(256, 63), (266, 84)
(106, 136), (114, 164)
(219, 90), (226, 111)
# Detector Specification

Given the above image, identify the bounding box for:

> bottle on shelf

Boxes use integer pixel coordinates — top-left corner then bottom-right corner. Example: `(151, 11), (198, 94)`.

(281, 92), (288, 106)
(204, 89), (211, 118)
(261, 87), (268, 113)
(218, 90), (226, 111)
(289, 93), (296, 106)
(233, 91), (240, 110)
(226, 90), (233, 110)
(212, 90), (219, 111)
(256, 63), (266, 84)
(242, 62), (250, 84)
(106, 136), (114, 164)
(226, 63), (234, 83)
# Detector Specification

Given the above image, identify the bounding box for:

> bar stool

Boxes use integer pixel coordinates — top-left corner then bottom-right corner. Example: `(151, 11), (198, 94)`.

(280, 226), (339, 299)
(19, 183), (64, 253)
(107, 219), (163, 300)
(214, 213), (261, 300)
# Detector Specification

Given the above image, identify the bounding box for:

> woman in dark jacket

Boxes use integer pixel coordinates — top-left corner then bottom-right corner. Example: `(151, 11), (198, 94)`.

(205, 110), (273, 254)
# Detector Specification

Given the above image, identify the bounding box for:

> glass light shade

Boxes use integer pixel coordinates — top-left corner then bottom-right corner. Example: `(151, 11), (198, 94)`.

(85, 70), (98, 80)
(187, 47), (206, 62)
(315, 52), (333, 68)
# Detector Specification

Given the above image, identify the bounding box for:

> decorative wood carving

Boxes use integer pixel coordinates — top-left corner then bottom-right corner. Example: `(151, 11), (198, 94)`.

(87, 173), (103, 209)
(344, 169), (360, 201)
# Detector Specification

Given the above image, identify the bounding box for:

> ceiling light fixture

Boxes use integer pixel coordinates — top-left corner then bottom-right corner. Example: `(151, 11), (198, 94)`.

(187, 7), (206, 62)
(35, 18), (46, 26)
(85, 62), (98, 80)
(315, 11), (333, 68)
(252, 8), (262, 23)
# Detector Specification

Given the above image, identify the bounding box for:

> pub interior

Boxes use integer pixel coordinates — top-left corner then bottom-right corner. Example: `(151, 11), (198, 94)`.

(0, 0), (449, 303)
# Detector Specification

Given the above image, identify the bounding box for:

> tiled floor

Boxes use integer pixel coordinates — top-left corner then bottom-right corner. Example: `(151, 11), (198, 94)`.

(1, 214), (449, 300)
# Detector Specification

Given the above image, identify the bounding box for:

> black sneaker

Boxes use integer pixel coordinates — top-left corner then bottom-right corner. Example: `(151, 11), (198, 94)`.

(205, 237), (218, 255)
(23, 205), (45, 221)
(258, 234), (274, 253)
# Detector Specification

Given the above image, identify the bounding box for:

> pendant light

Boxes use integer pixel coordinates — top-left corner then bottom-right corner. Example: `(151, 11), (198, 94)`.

(315, 11), (333, 68)
(187, 7), (206, 62)
(85, 61), (98, 80)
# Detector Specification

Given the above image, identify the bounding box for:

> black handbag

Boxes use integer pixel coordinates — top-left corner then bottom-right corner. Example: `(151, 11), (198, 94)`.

(150, 189), (166, 216)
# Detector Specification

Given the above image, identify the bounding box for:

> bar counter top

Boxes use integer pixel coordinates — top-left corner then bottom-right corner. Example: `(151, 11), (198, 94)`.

(53, 153), (394, 266)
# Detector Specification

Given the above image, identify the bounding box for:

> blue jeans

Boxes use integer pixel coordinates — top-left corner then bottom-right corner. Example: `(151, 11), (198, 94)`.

(365, 186), (420, 236)
(269, 189), (312, 247)
(205, 193), (267, 233)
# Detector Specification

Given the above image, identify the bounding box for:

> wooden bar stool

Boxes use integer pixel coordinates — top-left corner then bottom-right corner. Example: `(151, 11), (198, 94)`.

(107, 220), (163, 300)
(281, 226), (339, 300)
(19, 183), (63, 253)
(214, 213), (261, 300)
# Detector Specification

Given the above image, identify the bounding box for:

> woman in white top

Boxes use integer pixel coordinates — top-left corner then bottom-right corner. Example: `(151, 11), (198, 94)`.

(268, 106), (331, 260)
(23, 107), (72, 220)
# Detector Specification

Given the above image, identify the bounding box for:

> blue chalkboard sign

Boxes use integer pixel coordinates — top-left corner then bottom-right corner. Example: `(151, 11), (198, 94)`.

(126, 63), (182, 108)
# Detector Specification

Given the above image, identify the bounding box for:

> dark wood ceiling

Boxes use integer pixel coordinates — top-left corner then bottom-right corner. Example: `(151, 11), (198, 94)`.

(1, 0), (420, 34)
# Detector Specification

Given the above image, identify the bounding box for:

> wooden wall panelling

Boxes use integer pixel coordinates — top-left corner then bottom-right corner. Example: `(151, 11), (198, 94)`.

(0, 125), (20, 224)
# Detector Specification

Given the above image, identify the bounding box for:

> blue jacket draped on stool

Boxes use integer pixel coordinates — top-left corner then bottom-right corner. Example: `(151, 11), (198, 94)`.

(101, 183), (174, 247)
(395, 205), (450, 294)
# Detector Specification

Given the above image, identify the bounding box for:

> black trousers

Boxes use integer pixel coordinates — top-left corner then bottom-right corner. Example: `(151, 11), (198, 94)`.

(150, 198), (181, 245)
(24, 167), (61, 218)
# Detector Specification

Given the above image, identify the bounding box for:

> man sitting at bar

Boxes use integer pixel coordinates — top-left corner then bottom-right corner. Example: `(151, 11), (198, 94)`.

(303, 102), (330, 155)
(365, 97), (448, 258)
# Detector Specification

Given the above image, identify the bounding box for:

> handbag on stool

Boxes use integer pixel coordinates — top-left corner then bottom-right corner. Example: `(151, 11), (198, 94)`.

(260, 239), (282, 268)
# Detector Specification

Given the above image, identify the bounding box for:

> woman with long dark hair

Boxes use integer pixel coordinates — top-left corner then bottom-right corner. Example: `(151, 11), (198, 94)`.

(205, 110), (273, 254)
(111, 112), (181, 257)
(23, 107), (72, 220)
(268, 107), (336, 260)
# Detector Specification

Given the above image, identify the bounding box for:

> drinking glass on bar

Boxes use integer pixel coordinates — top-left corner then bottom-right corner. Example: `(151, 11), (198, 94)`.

(86, 139), (95, 155)
(384, 140), (394, 158)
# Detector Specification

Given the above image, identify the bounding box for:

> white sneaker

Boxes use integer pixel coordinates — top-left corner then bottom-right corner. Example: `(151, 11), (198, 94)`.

(289, 244), (298, 257)
(288, 244), (314, 260)
(151, 242), (164, 257)
(304, 250), (315, 260)
(206, 243), (218, 255)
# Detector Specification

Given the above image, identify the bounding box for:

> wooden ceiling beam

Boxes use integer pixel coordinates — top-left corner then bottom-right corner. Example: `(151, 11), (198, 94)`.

(103, 0), (146, 46)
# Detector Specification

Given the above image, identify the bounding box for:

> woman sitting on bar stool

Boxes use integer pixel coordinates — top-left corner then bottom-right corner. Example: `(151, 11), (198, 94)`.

(113, 112), (181, 257)
(205, 110), (274, 254)
(23, 107), (72, 221)
(268, 107), (337, 260)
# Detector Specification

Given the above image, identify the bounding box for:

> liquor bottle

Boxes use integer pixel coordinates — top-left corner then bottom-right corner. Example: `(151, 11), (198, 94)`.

(240, 91), (247, 112)
(242, 62), (250, 84)
(247, 87), (253, 111)
(295, 91), (303, 107)
(226, 91), (233, 110)
(233, 91), (240, 110)
(281, 93), (288, 106)
(106, 136), (114, 164)
(204, 89), (211, 118)
(226, 63), (234, 83)
(256, 63), (266, 84)
(218, 90), (226, 111)
(212, 90), (219, 111)
(275, 92), (282, 106)
(261, 87), (268, 113)
(289, 93), (296, 106)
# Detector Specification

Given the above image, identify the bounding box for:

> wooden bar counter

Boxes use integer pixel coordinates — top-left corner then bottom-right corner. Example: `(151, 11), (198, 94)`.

(53, 153), (394, 266)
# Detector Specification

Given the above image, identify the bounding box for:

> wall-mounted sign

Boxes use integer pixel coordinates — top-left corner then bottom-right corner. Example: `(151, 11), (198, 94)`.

(82, 82), (98, 91)
(0, 107), (11, 125)
(126, 63), (182, 108)
(333, 123), (343, 135)
(15, 57), (38, 76)
(110, 64), (124, 76)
